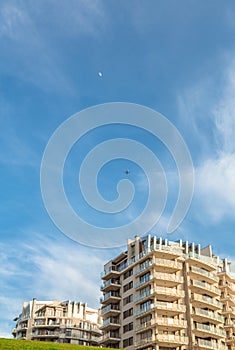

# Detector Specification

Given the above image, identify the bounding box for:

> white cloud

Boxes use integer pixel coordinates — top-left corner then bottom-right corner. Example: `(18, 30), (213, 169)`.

(196, 153), (235, 222)
(213, 59), (235, 154)
(179, 55), (235, 223)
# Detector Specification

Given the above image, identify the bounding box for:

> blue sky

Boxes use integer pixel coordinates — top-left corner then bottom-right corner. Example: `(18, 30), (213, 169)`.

(1, 0), (235, 337)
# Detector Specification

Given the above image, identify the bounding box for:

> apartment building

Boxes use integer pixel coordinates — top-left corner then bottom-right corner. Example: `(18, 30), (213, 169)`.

(218, 260), (235, 350)
(12, 298), (102, 346)
(100, 234), (234, 350)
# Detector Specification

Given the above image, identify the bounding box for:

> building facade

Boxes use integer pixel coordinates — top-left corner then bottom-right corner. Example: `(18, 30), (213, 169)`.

(100, 234), (235, 350)
(12, 299), (102, 346)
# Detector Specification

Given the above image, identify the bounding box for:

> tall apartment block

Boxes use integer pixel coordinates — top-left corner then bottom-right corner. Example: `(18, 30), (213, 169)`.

(100, 234), (235, 350)
(12, 298), (102, 346)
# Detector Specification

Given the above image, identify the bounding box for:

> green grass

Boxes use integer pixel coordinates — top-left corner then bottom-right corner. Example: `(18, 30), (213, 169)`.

(0, 339), (117, 350)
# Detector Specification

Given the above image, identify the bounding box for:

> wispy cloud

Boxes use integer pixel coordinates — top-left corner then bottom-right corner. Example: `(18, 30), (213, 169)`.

(0, 1), (106, 94)
(0, 231), (114, 337)
(178, 54), (235, 223)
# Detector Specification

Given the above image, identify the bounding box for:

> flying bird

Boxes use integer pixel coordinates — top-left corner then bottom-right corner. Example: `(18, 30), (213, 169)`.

(98, 72), (103, 77)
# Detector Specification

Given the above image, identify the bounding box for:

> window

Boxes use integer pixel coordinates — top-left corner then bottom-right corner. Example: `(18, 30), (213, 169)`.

(124, 269), (133, 279)
(140, 300), (151, 312)
(123, 308), (133, 319)
(140, 314), (152, 324)
(140, 272), (150, 283)
(123, 322), (133, 333)
(123, 294), (133, 306)
(140, 330), (152, 339)
(123, 281), (133, 292)
(139, 285), (150, 297)
(130, 244), (135, 257)
(123, 336), (133, 347)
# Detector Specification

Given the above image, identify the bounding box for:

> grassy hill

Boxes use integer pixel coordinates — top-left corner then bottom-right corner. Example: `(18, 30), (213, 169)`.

(0, 339), (117, 350)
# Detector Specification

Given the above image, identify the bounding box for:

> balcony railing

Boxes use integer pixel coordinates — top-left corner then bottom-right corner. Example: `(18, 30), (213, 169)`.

(135, 286), (184, 302)
(135, 275), (153, 288)
(135, 274), (183, 289)
(102, 331), (121, 340)
(100, 291), (120, 303)
(190, 266), (219, 281)
(135, 260), (154, 275)
(100, 279), (120, 290)
(135, 334), (188, 347)
(33, 331), (60, 336)
(192, 294), (222, 308)
(102, 317), (120, 327)
(197, 338), (228, 349)
(101, 304), (120, 315)
(194, 308), (224, 323)
(101, 265), (120, 278)
(187, 252), (218, 267)
(195, 323), (226, 337)
(157, 334), (188, 344)
(191, 280), (220, 295)
(155, 286), (184, 297)
(154, 258), (182, 269)
(157, 318), (187, 328)
(155, 301), (186, 312)
(155, 272), (183, 283)
(135, 303), (155, 316)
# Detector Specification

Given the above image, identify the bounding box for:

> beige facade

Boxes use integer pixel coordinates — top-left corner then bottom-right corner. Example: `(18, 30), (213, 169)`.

(100, 235), (235, 350)
(12, 298), (102, 346)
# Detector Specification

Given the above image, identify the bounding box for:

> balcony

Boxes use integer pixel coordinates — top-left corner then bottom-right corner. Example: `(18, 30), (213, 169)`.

(135, 260), (154, 276)
(192, 294), (222, 311)
(100, 317), (120, 331)
(135, 275), (153, 289)
(136, 319), (158, 332)
(135, 335), (156, 349)
(155, 286), (184, 301)
(194, 323), (226, 339)
(157, 334), (188, 347)
(154, 258), (182, 272)
(134, 288), (153, 304)
(32, 331), (60, 338)
(154, 272), (183, 287)
(220, 294), (235, 306)
(33, 322), (60, 328)
(194, 308), (224, 324)
(101, 304), (120, 317)
(220, 282), (235, 295)
(190, 280), (221, 297)
(157, 317), (187, 330)
(135, 335), (188, 349)
(61, 333), (100, 343)
(155, 301), (186, 315)
(15, 323), (28, 330)
(135, 272), (183, 290)
(222, 306), (235, 317)
(153, 243), (183, 258)
(197, 338), (228, 349)
(135, 303), (155, 317)
(101, 266), (120, 280)
(100, 291), (121, 304)
(186, 252), (218, 271)
(100, 279), (121, 292)
(135, 258), (182, 276)
(190, 266), (219, 283)
(101, 331), (121, 344)
(136, 318), (187, 333)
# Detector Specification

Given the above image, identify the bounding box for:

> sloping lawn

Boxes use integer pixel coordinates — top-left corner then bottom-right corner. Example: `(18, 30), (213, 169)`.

(0, 339), (116, 350)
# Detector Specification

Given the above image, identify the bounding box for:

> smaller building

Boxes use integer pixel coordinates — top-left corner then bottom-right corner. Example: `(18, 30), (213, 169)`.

(12, 298), (102, 346)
